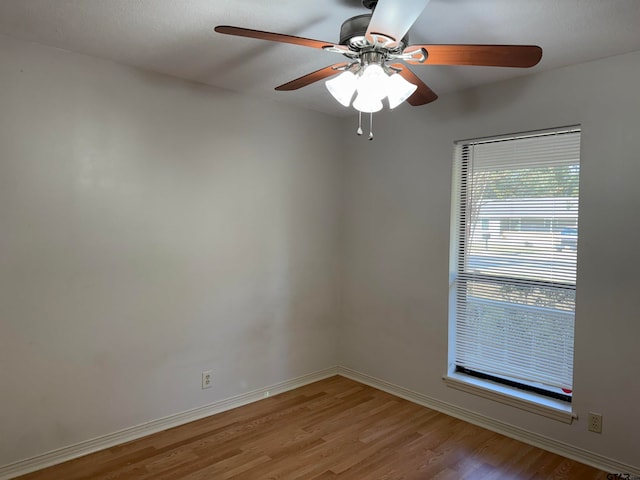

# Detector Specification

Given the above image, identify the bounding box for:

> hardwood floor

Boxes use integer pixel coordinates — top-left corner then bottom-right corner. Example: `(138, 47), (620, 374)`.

(14, 375), (609, 479)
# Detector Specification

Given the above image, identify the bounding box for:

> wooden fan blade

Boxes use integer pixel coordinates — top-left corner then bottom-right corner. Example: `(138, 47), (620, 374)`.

(389, 64), (438, 106)
(404, 44), (542, 67)
(215, 26), (335, 50)
(275, 63), (349, 91)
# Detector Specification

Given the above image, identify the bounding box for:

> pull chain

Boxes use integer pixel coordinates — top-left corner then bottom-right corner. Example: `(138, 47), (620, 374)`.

(368, 112), (374, 140)
(357, 111), (363, 136)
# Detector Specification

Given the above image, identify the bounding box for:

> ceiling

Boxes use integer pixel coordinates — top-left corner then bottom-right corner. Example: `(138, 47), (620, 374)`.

(0, 0), (639, 116)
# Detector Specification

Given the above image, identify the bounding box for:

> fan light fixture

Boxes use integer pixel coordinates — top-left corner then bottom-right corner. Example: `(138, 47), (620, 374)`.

(325, 64), (417, 113)
(214, 0), (543, 140)
(325, 55), (418, 140)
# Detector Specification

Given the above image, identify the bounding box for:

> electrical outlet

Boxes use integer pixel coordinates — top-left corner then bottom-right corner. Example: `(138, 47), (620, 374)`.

(263, 391), (270, 398)
(202, 370), (212, 389)
(587, 412), (602, 433)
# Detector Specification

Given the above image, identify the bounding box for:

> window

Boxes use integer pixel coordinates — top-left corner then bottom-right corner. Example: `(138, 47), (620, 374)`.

(448, 126), (581, 410)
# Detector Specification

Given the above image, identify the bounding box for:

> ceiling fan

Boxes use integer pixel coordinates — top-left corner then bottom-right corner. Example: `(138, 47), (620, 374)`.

(215, 0), (542, 139)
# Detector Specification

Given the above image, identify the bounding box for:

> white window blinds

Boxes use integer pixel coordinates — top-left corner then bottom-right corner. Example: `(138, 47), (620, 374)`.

(452, 127), (581, 393)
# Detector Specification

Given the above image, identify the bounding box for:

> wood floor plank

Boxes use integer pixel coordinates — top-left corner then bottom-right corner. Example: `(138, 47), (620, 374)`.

(13, 376), (610, 480)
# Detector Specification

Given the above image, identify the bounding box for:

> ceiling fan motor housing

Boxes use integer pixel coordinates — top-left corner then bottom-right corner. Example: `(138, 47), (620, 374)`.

(339, 14), (408, 54)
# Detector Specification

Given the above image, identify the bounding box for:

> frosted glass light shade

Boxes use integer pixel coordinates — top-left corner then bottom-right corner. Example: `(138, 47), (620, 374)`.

(356, 64), (388, 102)
(326, 71), (357, 107)
(353, 92), (383, 113)
(387, 73), (417, 109)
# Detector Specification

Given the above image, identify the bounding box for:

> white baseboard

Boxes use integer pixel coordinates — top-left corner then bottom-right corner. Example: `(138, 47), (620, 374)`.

(337, 366), (640, 477)
(0, 366), (339, 480)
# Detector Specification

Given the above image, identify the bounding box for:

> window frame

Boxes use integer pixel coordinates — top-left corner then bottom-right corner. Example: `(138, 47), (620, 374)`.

(445, 126), (581, 423)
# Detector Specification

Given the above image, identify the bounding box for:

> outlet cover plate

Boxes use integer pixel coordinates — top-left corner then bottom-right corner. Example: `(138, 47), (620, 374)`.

(588, 412), (602, 433)
(202, 370), (212, 389)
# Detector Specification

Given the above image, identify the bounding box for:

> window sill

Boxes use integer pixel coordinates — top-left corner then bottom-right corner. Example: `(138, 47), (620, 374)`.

(443, 372), (576, 424)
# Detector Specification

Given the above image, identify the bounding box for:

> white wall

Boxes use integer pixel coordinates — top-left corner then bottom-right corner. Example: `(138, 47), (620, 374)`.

(340, 51), (640, 468)
(0, 35), (342, 466)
